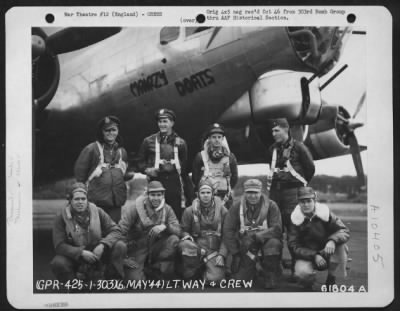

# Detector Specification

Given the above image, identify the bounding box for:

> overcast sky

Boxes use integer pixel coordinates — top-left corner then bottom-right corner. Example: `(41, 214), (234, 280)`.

(242, 31), (367, 177)
(312, 31), (367, 177)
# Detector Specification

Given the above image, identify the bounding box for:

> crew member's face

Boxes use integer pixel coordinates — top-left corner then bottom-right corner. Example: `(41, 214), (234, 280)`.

(299, 198), (316, 216)
(158, 118), (174, 134)
(209, 133), (224, 147)
(199, 188), (213, 205)
(245, 191), (262, 205)
(70, 191), (88, 213)
(103, 125), (119, 144)
(272, 126), (289, 144)
(148, 191), (164, 208)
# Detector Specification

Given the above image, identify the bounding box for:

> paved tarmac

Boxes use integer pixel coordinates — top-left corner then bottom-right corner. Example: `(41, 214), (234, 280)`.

(32, 201), (367, 293)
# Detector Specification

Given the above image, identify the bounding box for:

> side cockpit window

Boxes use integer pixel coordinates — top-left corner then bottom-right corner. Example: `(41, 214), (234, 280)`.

(185, 27), (212, 37)
(160, 27), (180, 45)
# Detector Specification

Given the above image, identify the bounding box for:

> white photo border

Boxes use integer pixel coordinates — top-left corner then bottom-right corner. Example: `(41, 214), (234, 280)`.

(5, 5), (394, 309)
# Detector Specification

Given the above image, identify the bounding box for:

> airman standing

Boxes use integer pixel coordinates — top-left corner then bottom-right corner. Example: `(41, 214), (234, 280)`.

(267, 118), (315, 273)
(192, 123), (238, 209)
(136, 109), (192, 220)
(74, 116), (130, 223)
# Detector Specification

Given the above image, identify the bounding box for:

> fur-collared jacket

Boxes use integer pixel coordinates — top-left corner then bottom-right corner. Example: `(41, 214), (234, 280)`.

(288, 203), (350, 261)
(108, 195), (182, 250)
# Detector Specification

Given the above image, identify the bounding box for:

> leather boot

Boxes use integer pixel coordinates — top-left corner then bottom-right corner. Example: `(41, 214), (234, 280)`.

(182, 255), (201, 279)
(325, 274), (336, 286)
(262, 255), (281, 289)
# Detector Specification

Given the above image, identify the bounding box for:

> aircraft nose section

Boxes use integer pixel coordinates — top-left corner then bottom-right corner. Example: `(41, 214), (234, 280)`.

(288, 27), (352, 75)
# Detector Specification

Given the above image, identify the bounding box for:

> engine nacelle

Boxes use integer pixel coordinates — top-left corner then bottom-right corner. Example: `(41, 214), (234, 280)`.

(218, 70), (322, 126)
(305, 104), (353, 160)
(251, 70), (322, 124)
(305, 127), (349, 160)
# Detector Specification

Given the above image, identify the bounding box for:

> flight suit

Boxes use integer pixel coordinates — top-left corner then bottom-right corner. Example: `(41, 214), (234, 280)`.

(192, 152), (238, 208)
(51, 203), (124, 282)
(179, 196), (228, 281)
(74, 141), (128, 222)
(268, 138), (315, 268)
(111, 195), (181, 281)
(223, 195), (283, 286)
(137, 132), (192, 220)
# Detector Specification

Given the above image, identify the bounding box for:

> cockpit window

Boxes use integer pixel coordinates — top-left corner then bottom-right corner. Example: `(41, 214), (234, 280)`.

(160, 27), (180, 45)
(185, 27), (212, 37)
(287, 26), (352, 75)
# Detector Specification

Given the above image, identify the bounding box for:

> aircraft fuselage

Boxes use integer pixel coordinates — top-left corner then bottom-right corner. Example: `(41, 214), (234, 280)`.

(35, 27), (319, 181)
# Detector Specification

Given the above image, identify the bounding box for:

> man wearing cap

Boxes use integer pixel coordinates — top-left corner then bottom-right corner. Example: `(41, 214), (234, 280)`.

(288, 186), (350, 289)
(74, 115), (131, 223)
(111, 181), (181, 281)
(223, 179), (283, 289)
(51, 182), (126, 282)
(137, 108), (192, 221)
(179, 178), (228, 281)
(192, 123), (238, 209)
(267, 118), (315, 271)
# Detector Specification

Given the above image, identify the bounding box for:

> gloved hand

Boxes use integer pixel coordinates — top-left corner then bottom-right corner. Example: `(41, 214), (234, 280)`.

(231, 253), (241, 274)
(145, 167), (159, 178)
(148, 224), (167, 243)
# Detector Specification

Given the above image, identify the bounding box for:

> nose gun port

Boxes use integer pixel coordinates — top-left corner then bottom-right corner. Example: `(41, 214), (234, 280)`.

(287, 27), (352, 75)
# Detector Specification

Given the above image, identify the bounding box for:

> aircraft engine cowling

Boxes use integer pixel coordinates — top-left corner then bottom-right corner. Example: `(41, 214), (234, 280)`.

(218, 70), (322, 127)
(305, 124), (350, 160)
(32, 28), (60, 113)
(250, 71), (322, 124)
(304, 103), (366, 161)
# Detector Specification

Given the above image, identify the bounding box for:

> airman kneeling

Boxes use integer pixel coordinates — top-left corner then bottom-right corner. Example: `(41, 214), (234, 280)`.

(115, 181), (181, 281)
(179, 178), (228, 282)
(288, 186), (350, 290)
(223, 179), (283, 289)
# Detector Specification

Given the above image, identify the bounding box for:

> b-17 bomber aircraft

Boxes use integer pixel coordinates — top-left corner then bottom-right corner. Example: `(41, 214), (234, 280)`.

(31, 26), (366, 187)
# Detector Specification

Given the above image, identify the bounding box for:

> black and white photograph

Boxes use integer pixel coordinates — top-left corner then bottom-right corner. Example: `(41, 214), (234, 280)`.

(6, 6), (394, 309)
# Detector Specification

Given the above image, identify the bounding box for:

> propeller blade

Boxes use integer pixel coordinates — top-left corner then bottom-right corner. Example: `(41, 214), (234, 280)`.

(46, 27), (122, 55)
(347, 132), (366, 187)
(347, 118), (364, 131)
(352, 91), (366, 118)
